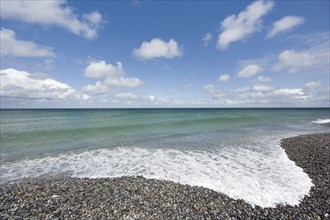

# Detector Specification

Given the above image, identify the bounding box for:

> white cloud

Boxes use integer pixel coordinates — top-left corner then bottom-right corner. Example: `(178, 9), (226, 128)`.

(115, 92), (138, 100)
(253, 75), (272, 83)
(202, 33), (213, 46)
(83, 60), (143, 95)
(84, 61), (123, 79)
(1, 68), (88, 101)
(149, 95), (155, 102)
(203, 84), (224, 97)
(82, 81), (107, 95)
(238, 32), (329, 76)
(267, 16), (305, 38)
(217, 0), (274, 50)
(133, 38), (183, 60)
(0, 28), (54, 57)
(204, 84), (216, 94)
(272, 88), (305, 96)
(234, 87), (250, 93)
(237, 64), (262, 78)
(201, 83), (315, 106)
(273, 32), (329, 74)
(105, 76), (143, 88)
(84, 11), (103, 28)
(305, 81), (321, 89)
(274, 49), (329, 73)
(0, 0), (103, 39)
(218, 74), (230, 82)
(252, 84), (274, 92)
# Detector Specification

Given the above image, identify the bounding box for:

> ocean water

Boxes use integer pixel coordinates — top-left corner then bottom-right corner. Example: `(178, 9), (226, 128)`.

(0, 108), (329, 207)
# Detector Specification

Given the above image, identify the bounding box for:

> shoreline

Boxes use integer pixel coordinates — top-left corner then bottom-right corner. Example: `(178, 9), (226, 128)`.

(1, 133), (329, 219)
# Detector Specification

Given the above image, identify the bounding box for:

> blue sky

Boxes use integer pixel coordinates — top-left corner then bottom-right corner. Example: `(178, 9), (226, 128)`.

(1, 0), (329, 108)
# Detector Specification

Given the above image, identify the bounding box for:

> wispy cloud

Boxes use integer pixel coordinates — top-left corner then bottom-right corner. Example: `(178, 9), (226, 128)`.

(131, 0), (141, 8)
(218, 74), (230, 82)
(305, 81), (321, 89)
(0, 0), (103, 39)
(237, 64), (262, 78)
(180, 83), (192, 90)
(115, 92), (138, 100)
(252, 75), (272, 83)
(239, 32), (329, 75)
(217, 0), (274, 50)
(203, 84), (224, 97)
(202, 33), (213, 46)
(203, 83), (318, 107)
(274, 45), (329, 74)
(267, 16), (305, 38)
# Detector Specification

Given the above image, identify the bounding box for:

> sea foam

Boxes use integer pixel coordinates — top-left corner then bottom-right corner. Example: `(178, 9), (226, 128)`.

(312, 119), (330, 125)
(0, 144), (313, 208)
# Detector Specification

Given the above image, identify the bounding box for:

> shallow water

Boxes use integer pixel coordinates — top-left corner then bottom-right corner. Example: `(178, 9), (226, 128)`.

(1, 108), (329, 207)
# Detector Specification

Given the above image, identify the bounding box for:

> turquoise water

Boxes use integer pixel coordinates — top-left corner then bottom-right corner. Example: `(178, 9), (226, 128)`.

(1, 108), (329, 207)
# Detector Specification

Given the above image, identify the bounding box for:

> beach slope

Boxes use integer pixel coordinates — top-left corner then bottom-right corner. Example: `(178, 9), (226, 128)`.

(1, 133), (329, 219)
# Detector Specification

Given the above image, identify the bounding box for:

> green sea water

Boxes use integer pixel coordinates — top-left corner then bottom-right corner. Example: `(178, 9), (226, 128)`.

(0, 108), (329, 207)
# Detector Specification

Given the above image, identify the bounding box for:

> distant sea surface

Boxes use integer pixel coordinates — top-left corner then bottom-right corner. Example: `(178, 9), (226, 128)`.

(1, 108), (329, 207)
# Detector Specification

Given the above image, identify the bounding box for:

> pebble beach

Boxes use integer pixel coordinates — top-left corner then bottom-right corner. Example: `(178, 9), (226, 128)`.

(1, 133), (329, 219)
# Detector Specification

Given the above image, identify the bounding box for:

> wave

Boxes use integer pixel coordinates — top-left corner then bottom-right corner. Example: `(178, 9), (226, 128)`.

(0, 144), (312, 208)
(312, 119), (330, 125)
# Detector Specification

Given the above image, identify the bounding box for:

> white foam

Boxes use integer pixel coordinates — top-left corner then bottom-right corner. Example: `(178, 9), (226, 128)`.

(312, 119), (330, 125)
(0, 144), (313, 208)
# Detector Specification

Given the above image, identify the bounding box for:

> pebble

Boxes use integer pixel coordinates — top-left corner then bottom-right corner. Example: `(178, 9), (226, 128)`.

(1, 133), (329, 219)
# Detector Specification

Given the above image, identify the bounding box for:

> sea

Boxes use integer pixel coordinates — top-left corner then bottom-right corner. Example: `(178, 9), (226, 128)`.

(0, 108), (329, 207)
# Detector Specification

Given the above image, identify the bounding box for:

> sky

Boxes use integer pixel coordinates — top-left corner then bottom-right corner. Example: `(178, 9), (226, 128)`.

(0, 0), (329, 108)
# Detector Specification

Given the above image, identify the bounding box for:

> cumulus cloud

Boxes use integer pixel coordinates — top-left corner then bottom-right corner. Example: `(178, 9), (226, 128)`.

(0, 0), (103, 39)
(237, 64), (262, 78)
(82, 81), (107, 95)
(83, 60), (144, 95)
(0, 28), (54, 57)
(133, 38), (183, 60)
(218, 74), (230, 82)
(217, 0), (274, 50)
(84, 61), (123, 79)
(267, 16), (305, 38)
(202, 33), (213, 46)
(1, 68), (88, 101)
